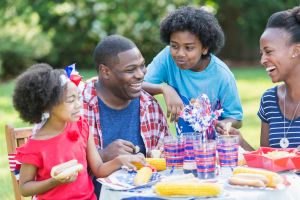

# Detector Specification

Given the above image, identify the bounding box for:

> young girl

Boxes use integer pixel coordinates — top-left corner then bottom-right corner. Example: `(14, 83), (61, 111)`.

(13, 63), (145, 199)
(143, 6), (243, 137)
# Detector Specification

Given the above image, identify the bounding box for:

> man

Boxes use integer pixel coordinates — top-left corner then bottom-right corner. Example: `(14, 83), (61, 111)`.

(82, 35), (170, 197)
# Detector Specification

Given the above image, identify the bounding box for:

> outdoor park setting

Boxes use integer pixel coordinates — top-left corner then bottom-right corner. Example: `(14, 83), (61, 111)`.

(0, 0), (299, 199)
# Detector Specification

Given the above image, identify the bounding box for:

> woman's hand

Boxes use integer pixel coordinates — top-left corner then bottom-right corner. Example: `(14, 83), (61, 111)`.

(216, 126), (254, 151)
(161, 84), (184, 122)
(215, 119), (242, 134)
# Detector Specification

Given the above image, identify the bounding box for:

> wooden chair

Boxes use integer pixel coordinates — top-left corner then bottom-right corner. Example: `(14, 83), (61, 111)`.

(5, 124), (32, 200)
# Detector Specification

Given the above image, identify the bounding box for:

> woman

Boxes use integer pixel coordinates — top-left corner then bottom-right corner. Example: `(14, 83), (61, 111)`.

(258, 6), (300, 148)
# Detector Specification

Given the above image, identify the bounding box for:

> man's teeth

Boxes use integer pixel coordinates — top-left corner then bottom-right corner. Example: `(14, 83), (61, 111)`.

(131, 83), (142, 88)
(266, 66), (276, 72)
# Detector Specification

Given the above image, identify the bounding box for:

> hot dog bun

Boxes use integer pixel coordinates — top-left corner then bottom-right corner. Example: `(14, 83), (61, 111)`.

(234, 173), (269, 185)
(54, 164), (83, 179)
(51, 160), (78, 177)
(233, 167), (283, 188)
(229, 176), (266, 187)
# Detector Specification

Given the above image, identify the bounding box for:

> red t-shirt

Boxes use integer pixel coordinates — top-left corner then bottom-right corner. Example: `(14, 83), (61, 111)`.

(16, 118), (96, 200)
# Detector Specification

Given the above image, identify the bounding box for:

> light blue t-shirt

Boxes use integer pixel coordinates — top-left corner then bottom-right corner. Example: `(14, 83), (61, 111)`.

(145, 46), (243, 136)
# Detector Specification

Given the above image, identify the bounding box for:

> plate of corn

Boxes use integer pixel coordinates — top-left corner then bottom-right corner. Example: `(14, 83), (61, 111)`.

(97, 167), (160, 191)
(153, 173), (222, 198)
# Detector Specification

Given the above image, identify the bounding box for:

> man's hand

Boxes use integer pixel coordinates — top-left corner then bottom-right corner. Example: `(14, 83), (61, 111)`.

(162, 85), (184, 122)
(100, 139), (135, 162)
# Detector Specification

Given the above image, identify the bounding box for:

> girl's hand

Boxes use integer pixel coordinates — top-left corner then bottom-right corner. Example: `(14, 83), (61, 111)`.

(161, 85), (184, 122)
(117, 153), (146, 170)
(54, 172), (79, 184)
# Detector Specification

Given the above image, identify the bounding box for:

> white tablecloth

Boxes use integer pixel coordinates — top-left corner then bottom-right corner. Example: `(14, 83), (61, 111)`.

(99, 172), (300, 200)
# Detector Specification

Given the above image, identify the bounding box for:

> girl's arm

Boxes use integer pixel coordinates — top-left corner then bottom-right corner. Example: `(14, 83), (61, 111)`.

(260, 121), (270, 147)
(19, 164), (62, 197)
(142, 82), (183, 122)
(87, 130), (145, 178)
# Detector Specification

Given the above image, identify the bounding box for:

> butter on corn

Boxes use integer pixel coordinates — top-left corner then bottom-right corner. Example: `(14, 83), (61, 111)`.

(154, 182), (221, 197)
(134, 167), (153, 186)
(132, 158), (166, 171)
(233, 167), (283, 188)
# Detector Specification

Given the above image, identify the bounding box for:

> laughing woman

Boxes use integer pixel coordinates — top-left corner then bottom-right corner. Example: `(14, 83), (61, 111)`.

(258, 6), (300, 148)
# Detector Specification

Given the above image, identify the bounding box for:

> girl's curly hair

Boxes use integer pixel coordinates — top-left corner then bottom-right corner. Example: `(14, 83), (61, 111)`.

(13, 63), (65, 124)
(160, 6), (225, 57)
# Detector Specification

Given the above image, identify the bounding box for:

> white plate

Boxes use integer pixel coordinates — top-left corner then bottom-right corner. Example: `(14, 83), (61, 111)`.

(97, 169), (160, 191)
(224, 181), (287, 191)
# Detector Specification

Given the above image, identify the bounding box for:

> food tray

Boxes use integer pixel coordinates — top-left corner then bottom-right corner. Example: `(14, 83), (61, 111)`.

(243, 147), (300, 172)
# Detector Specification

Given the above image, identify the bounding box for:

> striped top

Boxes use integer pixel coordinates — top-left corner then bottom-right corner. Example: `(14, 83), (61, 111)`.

(258, 86), (300, 148)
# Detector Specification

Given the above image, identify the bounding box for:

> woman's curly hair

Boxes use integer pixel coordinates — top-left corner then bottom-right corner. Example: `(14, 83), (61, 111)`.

(160, 6), (225, 57)
(266, 6), (300, 44)
(13, 63), (65, 124)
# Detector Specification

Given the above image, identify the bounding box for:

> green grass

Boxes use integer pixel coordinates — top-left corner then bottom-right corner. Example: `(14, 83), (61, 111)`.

(0, 67), (275, 199)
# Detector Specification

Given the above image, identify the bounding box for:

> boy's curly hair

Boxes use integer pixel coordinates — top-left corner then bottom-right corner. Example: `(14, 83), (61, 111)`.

(13, 63), (65, 124)
(160, 6), (225, 57)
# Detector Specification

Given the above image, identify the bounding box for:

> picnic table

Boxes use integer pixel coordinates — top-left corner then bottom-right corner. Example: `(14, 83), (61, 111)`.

(99, 171), (300, 200)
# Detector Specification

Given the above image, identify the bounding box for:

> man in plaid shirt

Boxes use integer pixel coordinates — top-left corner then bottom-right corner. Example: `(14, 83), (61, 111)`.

(82, 35), (170, 198)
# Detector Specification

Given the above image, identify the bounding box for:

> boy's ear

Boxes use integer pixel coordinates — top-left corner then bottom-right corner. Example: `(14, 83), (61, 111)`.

(202, 47), (209, 56)
(99, 64), (111, 79)
(292, 44), (300, 58)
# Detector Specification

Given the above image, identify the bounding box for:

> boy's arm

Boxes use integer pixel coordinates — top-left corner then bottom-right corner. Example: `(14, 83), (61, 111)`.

(143, 82), (183, 122)
(142, 82), (163, 95)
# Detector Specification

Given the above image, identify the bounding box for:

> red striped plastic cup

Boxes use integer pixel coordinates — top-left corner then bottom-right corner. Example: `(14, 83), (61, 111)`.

(163, 136), (184, 169)
(217, 135), (239, 167)
(194, 137), (216, 179)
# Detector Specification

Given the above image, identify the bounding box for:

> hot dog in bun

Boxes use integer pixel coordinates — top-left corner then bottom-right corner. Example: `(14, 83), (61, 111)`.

(51, 159), (83, 180)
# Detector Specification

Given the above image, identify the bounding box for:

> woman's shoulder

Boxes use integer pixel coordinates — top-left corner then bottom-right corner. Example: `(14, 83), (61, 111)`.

(261, 86), (277, 98)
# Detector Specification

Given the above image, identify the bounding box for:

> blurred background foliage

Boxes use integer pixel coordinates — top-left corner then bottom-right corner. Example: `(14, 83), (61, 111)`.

(0, 0), (299, 79)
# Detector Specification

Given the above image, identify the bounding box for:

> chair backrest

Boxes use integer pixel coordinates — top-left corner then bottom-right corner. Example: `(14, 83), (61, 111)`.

(5, 124), (32, 200)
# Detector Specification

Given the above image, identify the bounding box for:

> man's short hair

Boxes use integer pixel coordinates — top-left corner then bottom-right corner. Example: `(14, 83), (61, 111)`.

(93, 35), (137, 73)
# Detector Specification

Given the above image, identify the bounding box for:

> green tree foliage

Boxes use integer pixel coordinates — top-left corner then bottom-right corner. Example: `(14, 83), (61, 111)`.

(0, 0), (299, 78)
(28, 0), (194, 70)
(0, 0), (51, 79)
(215, 0), (299, 61)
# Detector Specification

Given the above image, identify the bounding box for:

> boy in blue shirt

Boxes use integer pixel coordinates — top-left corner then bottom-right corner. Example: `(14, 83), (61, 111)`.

(143, 6), (243, 137)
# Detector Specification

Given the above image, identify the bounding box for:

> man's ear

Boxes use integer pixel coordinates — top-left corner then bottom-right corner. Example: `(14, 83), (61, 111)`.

(99, 64), (111, 79)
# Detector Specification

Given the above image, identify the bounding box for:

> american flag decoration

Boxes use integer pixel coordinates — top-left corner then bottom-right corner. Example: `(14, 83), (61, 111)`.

(180, 94), (223, 139)
(8, 153), (21, 180)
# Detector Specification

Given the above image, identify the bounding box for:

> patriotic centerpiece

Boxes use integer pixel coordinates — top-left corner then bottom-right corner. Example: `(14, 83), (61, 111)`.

(179, 94), (223, 140)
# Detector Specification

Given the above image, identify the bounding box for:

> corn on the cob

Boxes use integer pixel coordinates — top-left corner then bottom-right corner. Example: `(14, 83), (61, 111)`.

(132, 158), (166, 171)
(233, 167), (283, 188)
(134, 167), (153, 186)
(154, 182), (221, 197)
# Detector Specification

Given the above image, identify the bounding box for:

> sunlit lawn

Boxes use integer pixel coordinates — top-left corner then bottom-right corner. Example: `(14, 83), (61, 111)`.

(0, 66), (274, 199)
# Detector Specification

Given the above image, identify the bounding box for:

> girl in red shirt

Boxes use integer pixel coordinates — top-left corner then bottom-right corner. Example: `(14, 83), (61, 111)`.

(13, 63), (145, 199)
